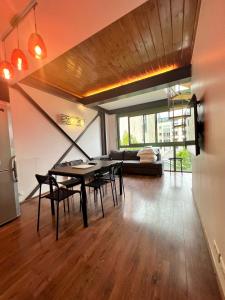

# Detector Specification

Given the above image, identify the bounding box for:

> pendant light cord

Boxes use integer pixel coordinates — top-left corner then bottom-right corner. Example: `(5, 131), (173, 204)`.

(3, 41), (7, 60)
(33, 6), (38, 33)
(17, 25), (20, 48)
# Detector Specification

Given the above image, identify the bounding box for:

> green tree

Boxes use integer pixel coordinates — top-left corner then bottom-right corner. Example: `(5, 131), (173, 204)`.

(120, 130), (138, 146)
(176, 148), (192, 171)
(120, 130), (129, 145)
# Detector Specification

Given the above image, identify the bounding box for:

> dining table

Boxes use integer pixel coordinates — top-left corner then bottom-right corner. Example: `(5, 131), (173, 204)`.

(48, 160), (123, 227)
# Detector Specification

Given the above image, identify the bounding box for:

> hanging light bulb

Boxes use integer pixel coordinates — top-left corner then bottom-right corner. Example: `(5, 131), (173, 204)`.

(11, 26), (28, 71)
(0, 61), (14, 80)
(11, 49), (28, 70)
(0, 42), (14, 80)
(28, 6), (47, 59)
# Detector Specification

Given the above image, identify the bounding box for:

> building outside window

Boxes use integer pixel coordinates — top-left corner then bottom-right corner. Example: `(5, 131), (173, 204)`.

(117, 107), (195, 172)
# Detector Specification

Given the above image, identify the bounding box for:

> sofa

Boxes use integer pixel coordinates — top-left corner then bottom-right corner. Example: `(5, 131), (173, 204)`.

(98, 150), (164, 176)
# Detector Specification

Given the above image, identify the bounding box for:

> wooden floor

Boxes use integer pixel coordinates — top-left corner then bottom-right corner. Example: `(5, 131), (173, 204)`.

(0, 173), (222, 300)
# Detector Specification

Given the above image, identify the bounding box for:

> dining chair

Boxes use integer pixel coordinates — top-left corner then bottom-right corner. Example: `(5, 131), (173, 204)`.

(54, 160), (83, 211)
(35, 174), (82, 240)
(97, 165), (118, 205)
(111, 162), (125, 198)
(85, 177), (106, 218)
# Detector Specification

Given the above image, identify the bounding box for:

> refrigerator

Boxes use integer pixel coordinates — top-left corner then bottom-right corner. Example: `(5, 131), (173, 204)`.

(0, 100), (20, 225)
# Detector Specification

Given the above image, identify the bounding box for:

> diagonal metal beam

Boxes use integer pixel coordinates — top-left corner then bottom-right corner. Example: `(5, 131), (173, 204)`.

(14, 84), (91, 160)
(25, 112), (100, 200)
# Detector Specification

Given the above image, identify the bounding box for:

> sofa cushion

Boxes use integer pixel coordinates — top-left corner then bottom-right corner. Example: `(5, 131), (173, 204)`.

(123, 150), (139, 160)
(109, 150), (124, 160)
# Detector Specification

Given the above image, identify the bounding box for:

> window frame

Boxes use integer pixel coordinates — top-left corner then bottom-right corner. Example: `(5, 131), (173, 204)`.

(117, 108), (196, 172)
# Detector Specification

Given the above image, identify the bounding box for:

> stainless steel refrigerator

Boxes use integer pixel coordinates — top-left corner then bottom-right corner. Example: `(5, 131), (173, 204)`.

(0, 100), (20, 225)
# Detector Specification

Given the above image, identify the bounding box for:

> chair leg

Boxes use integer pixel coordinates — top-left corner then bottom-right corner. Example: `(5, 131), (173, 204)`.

(63, 200), (66, 213)
(94, 188), (97, 203)
(121, 177), (125, 198)
(113, 179), (118, 205)
(56, 201), (59, 240)
(110, 180), (115, 207)
(37, 196), (41, 231)
(79, 192), (82, 212)
(99, 187), (104, 218)
(67, 197), (70, 212)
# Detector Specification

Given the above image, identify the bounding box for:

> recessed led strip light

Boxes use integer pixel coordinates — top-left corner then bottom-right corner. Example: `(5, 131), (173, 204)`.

(83, 65), (178, 97)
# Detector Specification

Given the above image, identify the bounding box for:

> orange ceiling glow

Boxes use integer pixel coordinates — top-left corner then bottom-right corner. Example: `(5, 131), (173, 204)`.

(83, 65), (178, 97)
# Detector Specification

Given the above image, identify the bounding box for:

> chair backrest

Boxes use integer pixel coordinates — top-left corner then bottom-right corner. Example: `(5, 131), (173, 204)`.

(112, 162), (123, 176)
(54, 161), (70, 168)
(35, 174), (50, 185)
(69, 159), (83, 166)
(49, 175), (59, 189)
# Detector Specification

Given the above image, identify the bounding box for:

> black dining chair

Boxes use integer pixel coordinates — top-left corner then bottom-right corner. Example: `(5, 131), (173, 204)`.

(35, 174), (82, 240)
(85, 177), (106, 218)
(54, 160), (83, 211)
(99, 162), (125, 201)
(54, 160), (83, 189)
(97, 165), (118, 205)
(110, 162), (125, 198)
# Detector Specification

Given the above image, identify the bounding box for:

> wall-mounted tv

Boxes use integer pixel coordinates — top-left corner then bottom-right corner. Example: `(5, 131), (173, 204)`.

(190, 94), (205, 155)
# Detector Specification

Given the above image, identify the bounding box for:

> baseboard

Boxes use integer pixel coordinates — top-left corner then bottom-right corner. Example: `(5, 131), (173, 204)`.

(192, 190), (225, 300)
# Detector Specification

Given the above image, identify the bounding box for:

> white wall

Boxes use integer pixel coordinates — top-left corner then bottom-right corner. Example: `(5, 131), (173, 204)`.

(9, 85), (101, 202)
(192, 0), (225, 296)
(105, 114), (118, 152)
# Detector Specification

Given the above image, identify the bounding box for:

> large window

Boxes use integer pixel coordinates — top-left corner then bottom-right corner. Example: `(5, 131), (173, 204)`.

(145, 114), (156, 143)
(117, 107), (196, 172)
(157, 112), (173, 143)
(119, 117), (129, 146)
(129, 115), (144, 144)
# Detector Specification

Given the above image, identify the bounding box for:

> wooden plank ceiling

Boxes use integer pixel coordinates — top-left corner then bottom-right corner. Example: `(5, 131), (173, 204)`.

(22, 0), (201, 100)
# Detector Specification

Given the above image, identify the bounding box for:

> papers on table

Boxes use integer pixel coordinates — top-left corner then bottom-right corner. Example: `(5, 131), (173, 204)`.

(71, 164), (94, 169)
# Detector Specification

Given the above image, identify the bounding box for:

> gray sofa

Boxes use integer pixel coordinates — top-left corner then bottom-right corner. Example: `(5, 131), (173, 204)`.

(98, 150), (164, 176)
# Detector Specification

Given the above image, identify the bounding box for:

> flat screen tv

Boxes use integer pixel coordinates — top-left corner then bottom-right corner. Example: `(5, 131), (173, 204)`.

(191, 94), (205, 155)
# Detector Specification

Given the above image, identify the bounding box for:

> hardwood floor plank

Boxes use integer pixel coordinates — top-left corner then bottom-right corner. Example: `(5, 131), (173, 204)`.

(0, 173), (222, 300)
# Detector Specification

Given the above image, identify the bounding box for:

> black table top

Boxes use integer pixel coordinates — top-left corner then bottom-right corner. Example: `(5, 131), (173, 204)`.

(48, 160), (121, 178)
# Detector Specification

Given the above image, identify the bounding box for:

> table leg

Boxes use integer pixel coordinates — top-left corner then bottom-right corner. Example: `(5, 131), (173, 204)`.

(81, 178), (88, 227)
(119, 168), (122, 195)
(50, 200), (55, 215)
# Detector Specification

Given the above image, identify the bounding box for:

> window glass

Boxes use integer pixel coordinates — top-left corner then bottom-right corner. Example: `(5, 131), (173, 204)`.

(145, 114), (156, 143)
(129, 115), (144, 144)
(176, 145), (194, 172)
(119, 117), (129, 146)
(158, 146), (174, 171)
(157, 112), (173, 142)
(185, 107), (195, 141)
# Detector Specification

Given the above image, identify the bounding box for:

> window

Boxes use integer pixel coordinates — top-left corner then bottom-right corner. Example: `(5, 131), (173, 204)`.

(175, 145), (195, 172)
(157, 112), (173, 143)
(117, 107), (196, 172)
(145, 114), (156, 143)
(119, 116), (129, 146)
(129, 115), (144, 144)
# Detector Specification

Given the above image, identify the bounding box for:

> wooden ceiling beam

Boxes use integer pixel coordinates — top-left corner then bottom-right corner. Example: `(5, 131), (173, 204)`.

(83, 65), (191, 107)
(20, 76), (80, 104)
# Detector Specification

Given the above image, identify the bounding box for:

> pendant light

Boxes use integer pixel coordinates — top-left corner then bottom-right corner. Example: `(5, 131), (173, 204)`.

(0, 42), (14, 80)
(11, 25), (28, 71)
(28, 6), (47, 59)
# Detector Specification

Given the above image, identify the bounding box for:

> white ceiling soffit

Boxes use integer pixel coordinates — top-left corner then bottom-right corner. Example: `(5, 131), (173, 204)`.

(99, 89), (168, 110)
